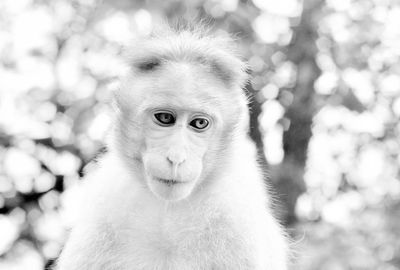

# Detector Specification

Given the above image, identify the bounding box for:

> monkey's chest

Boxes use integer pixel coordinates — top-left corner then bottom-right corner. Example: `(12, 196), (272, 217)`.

(119, 213), (252, 269)
(133, 218), (217, 259)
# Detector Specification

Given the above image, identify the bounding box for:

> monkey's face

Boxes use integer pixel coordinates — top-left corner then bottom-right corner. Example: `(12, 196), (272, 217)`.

(141, 107), (216, 201)
(138, 67), (225, 201)
(117, 62), (245, 201)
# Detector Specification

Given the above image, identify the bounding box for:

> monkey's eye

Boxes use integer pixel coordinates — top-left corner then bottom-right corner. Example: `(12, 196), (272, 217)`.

(154, 112), (176, 126)
(189, 118), (210, 131)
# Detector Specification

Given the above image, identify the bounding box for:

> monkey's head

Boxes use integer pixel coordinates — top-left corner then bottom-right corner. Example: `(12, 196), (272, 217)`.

(114, 27), (249, 201)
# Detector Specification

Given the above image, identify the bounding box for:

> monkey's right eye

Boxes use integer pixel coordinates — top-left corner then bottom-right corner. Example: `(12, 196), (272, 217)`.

(153, 112), (176, 126)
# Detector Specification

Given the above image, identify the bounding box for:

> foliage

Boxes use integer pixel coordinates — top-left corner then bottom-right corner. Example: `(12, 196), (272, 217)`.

(0, 0), (399, 269)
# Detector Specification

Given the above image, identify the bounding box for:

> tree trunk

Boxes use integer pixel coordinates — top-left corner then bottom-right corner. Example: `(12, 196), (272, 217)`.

(272, 0), (322, 225)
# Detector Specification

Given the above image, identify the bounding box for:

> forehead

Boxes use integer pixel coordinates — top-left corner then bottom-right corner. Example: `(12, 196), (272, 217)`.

(138, 62), (227, 114)
(140, 89), (223, 116)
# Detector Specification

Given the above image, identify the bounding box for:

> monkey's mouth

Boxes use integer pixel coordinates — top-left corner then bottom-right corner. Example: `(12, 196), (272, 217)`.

(149, 176), (195, 201)
(154, 177), (183, 186)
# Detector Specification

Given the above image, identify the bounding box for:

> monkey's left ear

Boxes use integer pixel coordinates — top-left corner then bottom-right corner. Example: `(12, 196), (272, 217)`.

(208, 53), (249, 90)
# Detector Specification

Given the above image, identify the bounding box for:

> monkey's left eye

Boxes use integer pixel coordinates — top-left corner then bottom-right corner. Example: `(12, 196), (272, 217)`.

(154, 112), (176, 126)
(189, 118), (210, 131)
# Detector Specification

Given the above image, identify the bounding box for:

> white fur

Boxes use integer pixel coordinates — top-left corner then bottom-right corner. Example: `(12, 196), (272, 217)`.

(57, 139), (287, 270)
(57, 26), (288, 270)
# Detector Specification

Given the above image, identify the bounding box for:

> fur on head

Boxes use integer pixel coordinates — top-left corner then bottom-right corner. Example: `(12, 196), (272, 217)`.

(125, 23), (249, 89)
(112, 23), (251, 201)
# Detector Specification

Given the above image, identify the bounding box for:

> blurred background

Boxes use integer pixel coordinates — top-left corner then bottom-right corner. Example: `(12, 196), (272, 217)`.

(0, 0), (400, 269)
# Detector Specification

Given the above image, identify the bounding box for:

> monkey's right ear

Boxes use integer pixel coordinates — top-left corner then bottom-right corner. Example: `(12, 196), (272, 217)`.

(122, 49), (162, 72)
(136, 58), (161, 71)
(120, 43), (159, 72)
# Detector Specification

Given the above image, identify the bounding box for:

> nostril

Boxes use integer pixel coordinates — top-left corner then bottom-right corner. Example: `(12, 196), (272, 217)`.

(167, 156), (174, 165)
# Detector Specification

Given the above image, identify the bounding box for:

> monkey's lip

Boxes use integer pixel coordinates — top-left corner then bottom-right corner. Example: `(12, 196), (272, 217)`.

(154, 177), (185, 186)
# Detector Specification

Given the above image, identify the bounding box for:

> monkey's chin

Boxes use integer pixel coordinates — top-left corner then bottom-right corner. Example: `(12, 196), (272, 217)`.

(147, 177), (196, 201)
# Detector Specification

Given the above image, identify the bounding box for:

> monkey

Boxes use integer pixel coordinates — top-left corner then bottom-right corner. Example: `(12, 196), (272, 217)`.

(56, 24), (288, 270)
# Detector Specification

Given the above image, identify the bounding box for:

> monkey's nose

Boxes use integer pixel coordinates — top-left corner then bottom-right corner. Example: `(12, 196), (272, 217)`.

(167, 151), (186, 166)
(167, 151), (186, 179)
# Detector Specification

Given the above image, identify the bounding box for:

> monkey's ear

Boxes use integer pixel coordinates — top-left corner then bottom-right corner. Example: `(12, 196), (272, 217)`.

(136, 58), (161, 72)
(121, 46), (162, 72)
(120, 40), (161, 73)
(208, 55), (249, 89)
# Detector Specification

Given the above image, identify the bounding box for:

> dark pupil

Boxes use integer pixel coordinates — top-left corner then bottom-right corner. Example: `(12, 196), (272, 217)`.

(194, 119), (208, 129)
